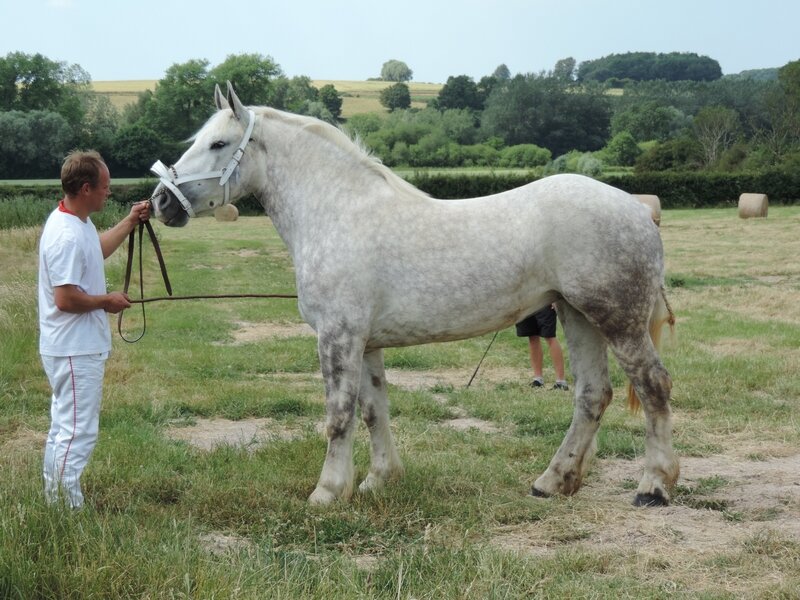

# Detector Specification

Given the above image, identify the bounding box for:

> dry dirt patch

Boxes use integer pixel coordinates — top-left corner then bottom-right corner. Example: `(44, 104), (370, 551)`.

(198, 531), (257, 555)
(165, 417), (319, 451)
(385, 366), (526, 391)
(385, 367), (523, 434)
(492, 451), (800, 560)
(1, 427), (42, 457)
(218, 321), (315, 345)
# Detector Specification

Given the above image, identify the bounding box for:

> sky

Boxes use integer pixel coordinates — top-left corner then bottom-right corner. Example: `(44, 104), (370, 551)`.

(1, 0), (798, 83)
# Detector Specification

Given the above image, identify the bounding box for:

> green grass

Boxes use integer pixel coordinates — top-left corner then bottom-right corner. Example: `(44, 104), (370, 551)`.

(2, 205), (800, 598)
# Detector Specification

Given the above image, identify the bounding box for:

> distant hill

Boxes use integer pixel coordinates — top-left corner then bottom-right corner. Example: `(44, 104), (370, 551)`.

(723, 68), (779, 81)
(90, 80), (443, 118)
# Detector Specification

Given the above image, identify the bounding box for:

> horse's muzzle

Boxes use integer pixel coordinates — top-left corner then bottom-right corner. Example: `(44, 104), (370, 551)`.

(151, 186), (190, 228)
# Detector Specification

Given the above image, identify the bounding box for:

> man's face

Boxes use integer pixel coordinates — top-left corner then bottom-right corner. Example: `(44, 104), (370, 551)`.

(86, 165), (111, 213)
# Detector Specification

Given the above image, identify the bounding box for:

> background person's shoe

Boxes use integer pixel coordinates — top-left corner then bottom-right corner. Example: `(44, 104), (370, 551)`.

(530, 378), (544, 388)
(552, 381), (569, 391)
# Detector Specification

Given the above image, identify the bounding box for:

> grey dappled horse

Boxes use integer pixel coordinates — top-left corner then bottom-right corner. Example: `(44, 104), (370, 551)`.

(150, 82), (678, 507)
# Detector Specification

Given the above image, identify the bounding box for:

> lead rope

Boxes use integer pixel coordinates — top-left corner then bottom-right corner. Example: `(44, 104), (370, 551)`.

(116, 215), (297, 343)
(465, 330), (499, 388)
(117, 220), (172, 343)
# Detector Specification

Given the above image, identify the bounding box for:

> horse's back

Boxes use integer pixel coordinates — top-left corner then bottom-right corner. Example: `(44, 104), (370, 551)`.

(361, 174), (661, 347)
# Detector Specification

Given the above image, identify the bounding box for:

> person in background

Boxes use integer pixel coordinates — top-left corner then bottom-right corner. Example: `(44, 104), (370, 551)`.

(515, 304), (569, 390)
(38, 150), (150, 509)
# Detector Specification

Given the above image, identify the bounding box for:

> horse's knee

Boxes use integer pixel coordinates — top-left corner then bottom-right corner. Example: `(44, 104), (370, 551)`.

(325, 398), (357, 440)
(576, 383), (613, 422)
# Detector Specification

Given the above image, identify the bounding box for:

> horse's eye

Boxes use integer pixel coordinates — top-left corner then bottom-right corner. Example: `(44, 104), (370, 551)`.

(210, 141), (226, 150)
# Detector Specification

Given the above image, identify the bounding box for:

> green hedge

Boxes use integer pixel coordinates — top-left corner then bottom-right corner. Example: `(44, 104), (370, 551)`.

(601, 171), (800, 208)
(403, 170), (799, 207)
(0, 181), (156, 205)
(3, 171), (798, 217)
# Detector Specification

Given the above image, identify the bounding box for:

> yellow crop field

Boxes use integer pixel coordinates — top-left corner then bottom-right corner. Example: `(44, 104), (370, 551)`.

(90, 80), (443, 117)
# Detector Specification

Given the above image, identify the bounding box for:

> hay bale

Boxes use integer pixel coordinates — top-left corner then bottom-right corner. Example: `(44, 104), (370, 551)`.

(633, 194), (661, 226)
(738, 193), (768, 219)
(214, 204), (239, 222)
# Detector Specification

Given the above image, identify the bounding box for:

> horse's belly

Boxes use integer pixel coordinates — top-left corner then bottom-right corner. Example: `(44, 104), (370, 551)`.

(365, 290), (553, 349)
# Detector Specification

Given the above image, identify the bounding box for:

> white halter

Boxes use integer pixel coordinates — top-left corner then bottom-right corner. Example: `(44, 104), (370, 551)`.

(150, 109), (256, 217)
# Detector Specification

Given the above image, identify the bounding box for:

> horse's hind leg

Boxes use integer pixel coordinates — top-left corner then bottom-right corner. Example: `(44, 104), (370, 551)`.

(532, 303), (613, 497)
(357, 349), (404, 494)
(609, 334), (679, 506)
(308, 328), (366, 506)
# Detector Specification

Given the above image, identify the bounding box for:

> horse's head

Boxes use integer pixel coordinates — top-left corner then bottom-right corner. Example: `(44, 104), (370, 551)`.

(150, 82), (256, 227)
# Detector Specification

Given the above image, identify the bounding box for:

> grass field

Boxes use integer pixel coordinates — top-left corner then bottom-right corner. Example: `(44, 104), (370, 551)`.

(1, 204), (799, 598)
(91, 80), (443, 117)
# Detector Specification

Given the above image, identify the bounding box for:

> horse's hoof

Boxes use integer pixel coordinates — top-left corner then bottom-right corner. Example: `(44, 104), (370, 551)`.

(633, 491), (669, 507)
(358, 474), (384, 494)
(530, 486), (551, 498)
(308, 487), (337, 506)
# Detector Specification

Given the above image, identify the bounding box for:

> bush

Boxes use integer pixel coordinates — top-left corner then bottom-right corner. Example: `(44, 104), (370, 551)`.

(499, 144), (551, 168)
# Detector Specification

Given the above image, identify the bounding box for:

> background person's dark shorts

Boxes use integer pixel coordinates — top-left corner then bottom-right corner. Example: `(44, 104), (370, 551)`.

(515, 306), (557, 338)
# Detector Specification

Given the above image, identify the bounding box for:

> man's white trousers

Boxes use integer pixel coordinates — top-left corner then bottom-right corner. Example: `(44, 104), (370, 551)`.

(41, 352), (108, 509)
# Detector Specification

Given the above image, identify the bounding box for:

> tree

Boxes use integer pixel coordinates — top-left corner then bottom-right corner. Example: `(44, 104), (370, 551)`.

(611, 101), (689, 142)
(208, 53), (283, 105)
(379, 82), (411, 112)
(577, 52), (722, 83)
(0, 110), (74, 178)
(77, 94), (119, 158)
(602, 131), (642, 166)
(436, 75), (482, 111)
(635, 137), (699, 172)
(318, 84), (342, 120)
(492, 64), (511, 80)
(552, 57), (576, 81)
(110, 122), (165, 176)
(0, 52), (90, 125)
(144, 59), (212, 141)
(271, 76), (319, 113)
(482, 74), (611, 156)
(380, 60), (413, 82)
(692, 106), (740, 167)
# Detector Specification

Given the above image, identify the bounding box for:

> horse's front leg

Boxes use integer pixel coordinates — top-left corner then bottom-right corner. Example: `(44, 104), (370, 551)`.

(357, 349), (403, 493)
(308, 327), (366, 506)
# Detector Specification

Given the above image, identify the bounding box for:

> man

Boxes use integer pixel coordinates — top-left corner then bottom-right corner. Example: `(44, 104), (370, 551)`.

(515, 305), (569, 391)
(38, 150), (150, 508)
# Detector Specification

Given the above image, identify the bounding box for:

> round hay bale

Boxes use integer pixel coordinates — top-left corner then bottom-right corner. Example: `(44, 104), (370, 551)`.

(633, 194), (661, 226)
(214, 204), (239, 222)
(738, 193), (768, 219)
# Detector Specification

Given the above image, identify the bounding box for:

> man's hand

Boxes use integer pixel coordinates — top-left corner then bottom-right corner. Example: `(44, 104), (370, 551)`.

(54, 285), (131, 314)
(103, 292), (132, 314)
(127, 201), (151, 226)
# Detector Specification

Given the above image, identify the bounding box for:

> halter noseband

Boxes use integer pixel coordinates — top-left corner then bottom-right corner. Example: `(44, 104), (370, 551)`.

(150, 109), (256, 217)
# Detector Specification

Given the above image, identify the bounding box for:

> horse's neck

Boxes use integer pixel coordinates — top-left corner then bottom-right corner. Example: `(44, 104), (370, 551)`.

(259, 122), (399, 250)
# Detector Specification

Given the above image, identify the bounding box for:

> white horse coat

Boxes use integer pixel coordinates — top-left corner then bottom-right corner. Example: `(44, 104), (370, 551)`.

(151, 83), (678, 507)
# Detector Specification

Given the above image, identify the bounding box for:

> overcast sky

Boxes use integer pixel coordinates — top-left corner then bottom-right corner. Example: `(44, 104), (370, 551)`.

(1, 0), (797, 83)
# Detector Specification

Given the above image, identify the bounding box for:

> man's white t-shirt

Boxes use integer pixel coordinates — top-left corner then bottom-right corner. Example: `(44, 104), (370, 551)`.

(38, 203), (111, 356)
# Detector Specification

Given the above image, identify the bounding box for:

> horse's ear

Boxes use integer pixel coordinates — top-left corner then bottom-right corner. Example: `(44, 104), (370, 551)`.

(214, 84), (229, 110)
(226, 81), (247, 122)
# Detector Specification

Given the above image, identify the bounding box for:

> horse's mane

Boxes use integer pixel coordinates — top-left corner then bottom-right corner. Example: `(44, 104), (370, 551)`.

(254, 107), (428, 199)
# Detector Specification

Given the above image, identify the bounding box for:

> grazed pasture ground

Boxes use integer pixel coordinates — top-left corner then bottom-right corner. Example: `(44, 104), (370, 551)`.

(2, 207), (800, 598)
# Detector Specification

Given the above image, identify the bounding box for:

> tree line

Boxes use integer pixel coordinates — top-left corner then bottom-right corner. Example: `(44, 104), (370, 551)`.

(1, 51), (798, 179)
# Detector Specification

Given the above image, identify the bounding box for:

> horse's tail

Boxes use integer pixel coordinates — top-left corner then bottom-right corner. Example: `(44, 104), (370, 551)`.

(627, 286), (676, 413)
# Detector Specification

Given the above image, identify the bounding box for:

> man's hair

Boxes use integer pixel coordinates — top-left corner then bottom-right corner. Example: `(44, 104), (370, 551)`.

(61, 150), (107, 197)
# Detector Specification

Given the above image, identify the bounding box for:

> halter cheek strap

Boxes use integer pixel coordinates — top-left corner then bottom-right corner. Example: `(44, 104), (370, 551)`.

(150, 109), (256, 217)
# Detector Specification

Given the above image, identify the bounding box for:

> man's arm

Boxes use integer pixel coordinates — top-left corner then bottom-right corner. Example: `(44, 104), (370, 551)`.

(99, 201), (151, 259)
(54, 285), (131, 314)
